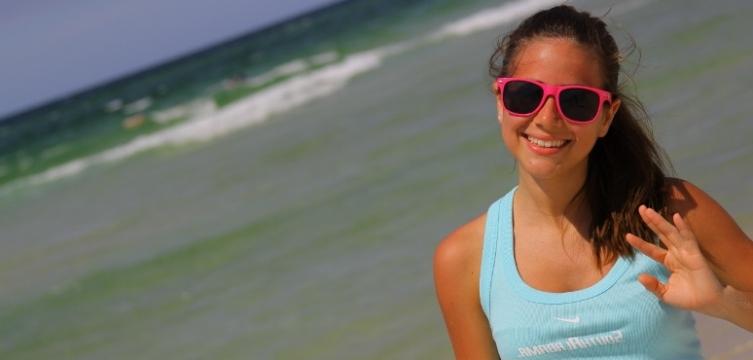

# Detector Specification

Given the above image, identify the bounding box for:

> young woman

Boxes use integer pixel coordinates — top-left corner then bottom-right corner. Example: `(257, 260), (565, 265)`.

(433, 5), (753, 359)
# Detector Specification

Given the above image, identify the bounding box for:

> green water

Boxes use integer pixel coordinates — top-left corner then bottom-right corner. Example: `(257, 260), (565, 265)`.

(0, 0), (751, 358)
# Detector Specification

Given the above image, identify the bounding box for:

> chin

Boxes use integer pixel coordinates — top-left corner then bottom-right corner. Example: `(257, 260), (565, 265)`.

(520, 167), (561, 180)
(519, 159), (564, 179)
(519, 156), (590, 182)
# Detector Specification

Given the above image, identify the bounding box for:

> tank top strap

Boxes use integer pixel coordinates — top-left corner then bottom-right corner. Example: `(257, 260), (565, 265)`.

(480, 188), (516, 319)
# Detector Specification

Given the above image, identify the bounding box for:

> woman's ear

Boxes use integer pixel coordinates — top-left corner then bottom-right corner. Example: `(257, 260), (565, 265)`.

(599, 98), (621, 137)
(493, 81), (504, 123)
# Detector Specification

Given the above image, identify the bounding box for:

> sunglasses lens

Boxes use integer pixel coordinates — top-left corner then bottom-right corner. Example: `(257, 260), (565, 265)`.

(503, 81), (543, 115)
(559, 88), (600, 122)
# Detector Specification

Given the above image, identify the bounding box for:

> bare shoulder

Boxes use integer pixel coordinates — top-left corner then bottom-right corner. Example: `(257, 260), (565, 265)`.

(664, 177), (745, 230)
(665, 177), (722, 215)
(434, 212), (487, 275)
(434, 212), (500, 359)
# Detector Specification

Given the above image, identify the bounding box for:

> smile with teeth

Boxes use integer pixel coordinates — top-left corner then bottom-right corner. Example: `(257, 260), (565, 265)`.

(526, 135), (569, 148)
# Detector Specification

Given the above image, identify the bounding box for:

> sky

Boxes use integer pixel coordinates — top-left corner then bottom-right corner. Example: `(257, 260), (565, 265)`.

(0, 0), (342, 119)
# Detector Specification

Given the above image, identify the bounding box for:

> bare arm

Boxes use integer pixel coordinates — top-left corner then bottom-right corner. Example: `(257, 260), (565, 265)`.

(715, 287), (753, 332)
(434, 214), (500, 359)
(625, 179), (753, 332)
(667, 179), (753, 290)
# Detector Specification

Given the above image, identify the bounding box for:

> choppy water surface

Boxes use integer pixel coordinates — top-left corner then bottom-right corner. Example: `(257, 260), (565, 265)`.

(0, 0), (751, 358)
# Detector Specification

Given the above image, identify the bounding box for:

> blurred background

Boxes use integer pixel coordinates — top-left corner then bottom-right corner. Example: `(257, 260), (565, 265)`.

(0, 0), (751, 358)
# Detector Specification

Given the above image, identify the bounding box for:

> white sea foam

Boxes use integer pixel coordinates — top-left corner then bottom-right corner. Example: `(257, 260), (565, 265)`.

(5, 0), (653, 192)
(152, 99), (216, 124)
(25, 160), (88, 187)
(247, 51), (341, 88)
(430, 0), (563, 40)
(123, 97), (153, 114)
(431, 0), (654, 41)
(5, 46), (392, 191)
(600, 0), (653, 17)
(310, 51), (339, 65)
(273, 60), (309, 77)
(104, 99), (123, 112)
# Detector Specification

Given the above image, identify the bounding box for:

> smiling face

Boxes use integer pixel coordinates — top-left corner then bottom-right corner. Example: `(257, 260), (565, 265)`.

(496, 37), (621, 182)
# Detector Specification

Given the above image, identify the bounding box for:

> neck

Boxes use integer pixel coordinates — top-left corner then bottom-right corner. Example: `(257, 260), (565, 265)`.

(514, 163), (608, 266)
(515, 166), (589, 220)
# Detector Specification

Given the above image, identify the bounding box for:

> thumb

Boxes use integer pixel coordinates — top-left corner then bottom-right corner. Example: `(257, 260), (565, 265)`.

(637, 273), (668, 300)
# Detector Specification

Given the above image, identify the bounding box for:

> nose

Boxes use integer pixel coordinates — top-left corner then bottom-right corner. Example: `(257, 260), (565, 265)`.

(534, 95), (563, 127)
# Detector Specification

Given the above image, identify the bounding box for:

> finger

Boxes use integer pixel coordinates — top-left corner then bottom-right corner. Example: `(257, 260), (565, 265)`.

(637, 273), (668, 301)
(625, 233), (667, 263)
(646, 207), (684, 242)
(637, 205), (667, 245)
(638, 205), (678, 248)
(672, 213), (697, 244)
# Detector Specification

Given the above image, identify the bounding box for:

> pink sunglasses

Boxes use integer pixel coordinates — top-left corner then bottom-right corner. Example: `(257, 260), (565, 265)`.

(496, 77), (613, 124)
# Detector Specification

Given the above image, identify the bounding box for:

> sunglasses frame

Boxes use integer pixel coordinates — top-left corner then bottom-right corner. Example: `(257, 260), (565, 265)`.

(496, 77), (613, 124)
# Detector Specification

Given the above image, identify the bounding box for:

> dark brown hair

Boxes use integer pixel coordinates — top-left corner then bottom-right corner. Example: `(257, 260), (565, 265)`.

(489, 5), (670, 264)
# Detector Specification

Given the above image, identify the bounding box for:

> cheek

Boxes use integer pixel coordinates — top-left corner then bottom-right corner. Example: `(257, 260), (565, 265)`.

(496, 100), (517, 133)
(571, 127), (602, 152)
(498, 114), (522, 151)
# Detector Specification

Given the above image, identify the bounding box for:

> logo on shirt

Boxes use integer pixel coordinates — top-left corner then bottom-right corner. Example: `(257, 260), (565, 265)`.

(517, 330), (624, 358)
(554, 316), (580, 324)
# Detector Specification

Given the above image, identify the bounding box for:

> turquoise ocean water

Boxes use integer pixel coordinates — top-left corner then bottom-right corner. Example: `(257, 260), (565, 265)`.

(0, 0), (751, 358)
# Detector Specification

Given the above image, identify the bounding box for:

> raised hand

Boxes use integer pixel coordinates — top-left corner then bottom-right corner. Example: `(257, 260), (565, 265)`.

(625, 205), (724, 313)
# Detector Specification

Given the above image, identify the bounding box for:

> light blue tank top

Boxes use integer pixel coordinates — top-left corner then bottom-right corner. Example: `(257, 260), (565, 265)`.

(480, 188), (702, 359)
